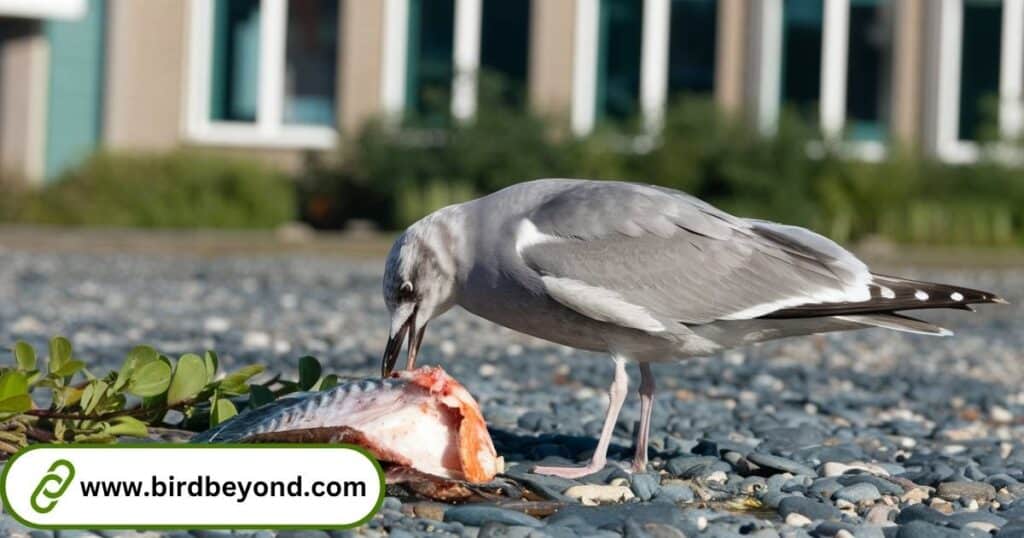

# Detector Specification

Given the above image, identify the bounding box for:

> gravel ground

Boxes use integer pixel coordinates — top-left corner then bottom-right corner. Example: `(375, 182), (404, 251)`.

(0, 248), (1022, 537)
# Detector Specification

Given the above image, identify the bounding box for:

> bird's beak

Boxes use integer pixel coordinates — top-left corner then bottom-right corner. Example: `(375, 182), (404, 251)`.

(381, 309), (427, 377)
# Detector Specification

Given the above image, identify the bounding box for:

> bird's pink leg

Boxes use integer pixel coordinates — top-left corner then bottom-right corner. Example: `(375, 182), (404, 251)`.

(533, 356), (628, 479)
(632, 362), (655, 472)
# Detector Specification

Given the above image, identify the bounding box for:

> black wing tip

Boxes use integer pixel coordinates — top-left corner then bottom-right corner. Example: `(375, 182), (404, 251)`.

(760, 276), (1007, 320)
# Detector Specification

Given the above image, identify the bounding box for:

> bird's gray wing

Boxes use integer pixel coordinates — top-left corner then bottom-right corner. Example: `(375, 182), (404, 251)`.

(517, 181), (872, 327)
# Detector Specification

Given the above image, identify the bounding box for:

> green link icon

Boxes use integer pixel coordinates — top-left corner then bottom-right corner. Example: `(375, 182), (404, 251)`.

(30, 459), (75, 514)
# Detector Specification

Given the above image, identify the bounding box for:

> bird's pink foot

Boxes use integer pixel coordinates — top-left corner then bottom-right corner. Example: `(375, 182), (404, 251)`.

(533, 460), (608, 479)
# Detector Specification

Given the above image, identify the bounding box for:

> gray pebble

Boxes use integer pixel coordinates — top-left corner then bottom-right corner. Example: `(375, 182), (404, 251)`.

(655, 483), (695, 504)
(631, 472), (661, 501)
(833, 483), (882, 504)
(777, 496), (841, 521)
(895, 521), (960, 538)
(444, 506), (543, 528)
(937, 481), (997, 502)
(746, 453), (817, 477)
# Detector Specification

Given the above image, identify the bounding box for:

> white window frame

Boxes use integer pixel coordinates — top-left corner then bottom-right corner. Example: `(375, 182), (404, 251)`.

(572, 0), (717, 137)
(184, 0), (338, 149)
(755, 0), (889, 160)
(380, 0), (484, 123)
(931, 0), (1024, 163)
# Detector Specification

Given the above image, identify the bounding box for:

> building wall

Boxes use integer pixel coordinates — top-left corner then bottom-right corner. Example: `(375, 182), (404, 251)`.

(714, 0), (747, 115)
(103, 0), (188, 151)
(6, 0), (1017, 180)
(339, 0), (385, 134)
(528, 0), (576, 122)
(0, 18), (48, 183)
(891, 0), (924, 148)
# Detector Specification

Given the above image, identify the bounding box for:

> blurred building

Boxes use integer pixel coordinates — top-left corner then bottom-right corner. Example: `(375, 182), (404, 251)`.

(0, 0), (1020, 183)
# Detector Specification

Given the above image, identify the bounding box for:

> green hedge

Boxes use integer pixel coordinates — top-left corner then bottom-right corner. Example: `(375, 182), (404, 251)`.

(302, 95), (1024, 246)
(2, 151), (295, 229)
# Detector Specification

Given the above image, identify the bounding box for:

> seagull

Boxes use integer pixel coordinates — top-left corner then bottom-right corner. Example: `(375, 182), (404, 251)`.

(379, 179), (1006, 479)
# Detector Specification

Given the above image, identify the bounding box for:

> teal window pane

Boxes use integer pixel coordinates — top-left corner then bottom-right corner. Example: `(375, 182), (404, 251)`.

(284, 0), (339, 126)
(781, 0), (823, 119)
(480, 0), (530, 108)
(845, 0), (891, 141)
(668, 0), (717, 96)
(597, 0), (643, 122)
(406, 0), (455, 125)
(211, 0), (260, 122)
(959, 0), (1002, 141)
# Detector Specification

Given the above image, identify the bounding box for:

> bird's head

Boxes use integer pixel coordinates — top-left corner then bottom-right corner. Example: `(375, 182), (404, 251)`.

(381, 213), (460, 377)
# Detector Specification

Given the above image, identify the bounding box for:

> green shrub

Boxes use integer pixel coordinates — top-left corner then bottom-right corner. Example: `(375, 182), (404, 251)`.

(11, 151), (295, 228)
(300, 80), (581, 229)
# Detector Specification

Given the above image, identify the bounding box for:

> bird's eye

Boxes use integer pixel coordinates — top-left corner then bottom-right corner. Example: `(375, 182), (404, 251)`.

(399, 281), (414, 296)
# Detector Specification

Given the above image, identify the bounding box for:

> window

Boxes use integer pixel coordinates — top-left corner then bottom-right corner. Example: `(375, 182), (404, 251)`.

(405, 0), (455, 125)
(479, 0), (530, 107)
(845, 0), (892, 141)
(284, 0), (339, 126)
(781, 0), (823, 119)
(753, 0), (893, 156)
(187, 0), (339, 148)
(597, 0), (644, 123)
(381, 0), (531, 124)
(210, 0), (259, 122)
(572, 0), (720, 136)
(931, 0), (1023, 162)
(959, 0), (1002, 141)
(668, 0), (717, 96)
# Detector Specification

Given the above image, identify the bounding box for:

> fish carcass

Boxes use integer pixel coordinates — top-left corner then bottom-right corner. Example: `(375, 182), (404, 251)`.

(193, 366), (501, 483)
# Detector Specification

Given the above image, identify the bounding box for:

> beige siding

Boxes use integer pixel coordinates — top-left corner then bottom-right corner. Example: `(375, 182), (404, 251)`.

(891, 0), (924, 147)
(339, 0), (385, 134)
(714, 0), (747, 115)
(528, 0), (575, 121)
(103, 0), (188, 151)
(0, 19), (48, 183)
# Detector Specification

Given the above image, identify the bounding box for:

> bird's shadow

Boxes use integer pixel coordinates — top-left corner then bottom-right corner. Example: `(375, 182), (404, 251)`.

(488, 427), (674, 468)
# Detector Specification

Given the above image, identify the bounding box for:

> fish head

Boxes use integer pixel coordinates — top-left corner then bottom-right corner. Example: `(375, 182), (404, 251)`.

(381, 222), (458, 376)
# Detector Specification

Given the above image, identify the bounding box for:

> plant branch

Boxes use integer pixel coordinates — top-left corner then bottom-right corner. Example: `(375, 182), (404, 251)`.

(25, 397), (200, 422)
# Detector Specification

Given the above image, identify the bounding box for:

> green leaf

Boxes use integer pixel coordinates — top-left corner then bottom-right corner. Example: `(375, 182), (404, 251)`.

(54, 385), (83, 409)
(13, 342), (36, 371)
(314, 374), (338, 392)
(248, 385), (275, 408)
(297, 356), (321, 391)
(0, 394), (32, 414)
(219, 365), (264, 395)
(0, 371), (28, 400)
(48, 336), (72, 374)
(128, 360), (172, 397)
(82, 380), (109, 415)
(204, 351), (219, 380)
(126, 345), (159, 368)
(54, 360), (85, 378)
(210, 397), (237, 427)
(105, 416), (148, 438)
(167, 354), (207, 405)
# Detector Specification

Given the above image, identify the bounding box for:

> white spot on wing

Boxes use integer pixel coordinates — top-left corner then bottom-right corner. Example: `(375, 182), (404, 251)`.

(880, 286), (895, 299)
(951, 292), (964, 301)
(915, 290), (929, 301)
(540, 276), (666, 332)
(515, 219), (562, 256)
